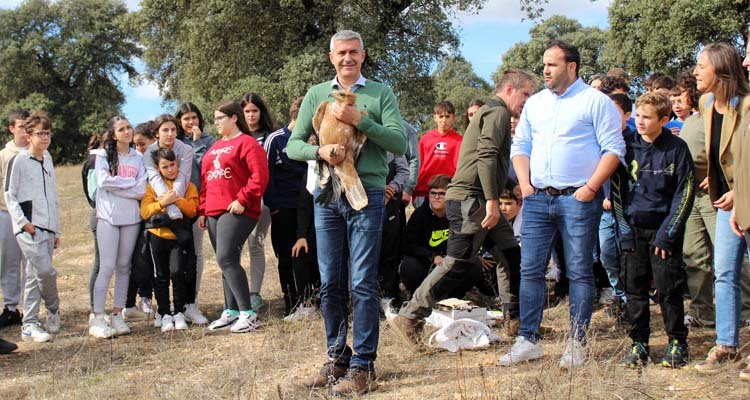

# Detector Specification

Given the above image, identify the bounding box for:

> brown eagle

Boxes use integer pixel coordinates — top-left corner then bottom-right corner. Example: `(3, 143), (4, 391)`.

(312, 89), (368, 210)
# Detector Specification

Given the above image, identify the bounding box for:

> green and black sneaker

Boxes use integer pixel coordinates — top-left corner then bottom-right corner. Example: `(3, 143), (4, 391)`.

(661, 340), (689, 368)
(623, 342), (650, 368)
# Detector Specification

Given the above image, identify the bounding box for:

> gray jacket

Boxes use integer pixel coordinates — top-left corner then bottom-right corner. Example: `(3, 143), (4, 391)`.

(4, 150), (60, 237)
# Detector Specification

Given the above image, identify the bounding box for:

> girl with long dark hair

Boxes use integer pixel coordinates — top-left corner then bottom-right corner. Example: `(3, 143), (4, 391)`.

(199, 101), (269, 332)
(175, 102), (216, 320)
(240, 92), (276, 311)
(90, 116), (146, 338)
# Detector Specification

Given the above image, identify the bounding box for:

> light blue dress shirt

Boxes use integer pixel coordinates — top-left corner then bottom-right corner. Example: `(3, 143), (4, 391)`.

(331, 74), (367, 92)
(510, 78), (625, 189)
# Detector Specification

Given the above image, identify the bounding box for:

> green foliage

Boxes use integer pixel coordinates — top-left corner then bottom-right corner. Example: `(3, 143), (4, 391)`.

(606, 0), (750, 76)
(137, 0), (485, 127)
(0, 0), (139, 163)
(428, 56), (492, 133)
(494, 15), (608, 85)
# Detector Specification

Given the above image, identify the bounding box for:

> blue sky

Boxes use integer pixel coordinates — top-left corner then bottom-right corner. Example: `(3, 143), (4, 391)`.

(2, 0), (610, 123)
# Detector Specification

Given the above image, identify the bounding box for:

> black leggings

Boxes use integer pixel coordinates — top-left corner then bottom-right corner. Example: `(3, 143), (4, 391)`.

(88, 211), (99, 309)
(149, 233), (193, 316)
(207, 213), (257, 312)
(126, 229), (154, 308)
(271, 208), (317, 312)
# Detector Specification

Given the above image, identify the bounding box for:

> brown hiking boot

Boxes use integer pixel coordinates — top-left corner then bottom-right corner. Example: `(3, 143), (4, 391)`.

(303, 360), (348, 388)
(387, 315), (420, 347)
(331, 367), (377, 395)
(694, 345), (738, 373)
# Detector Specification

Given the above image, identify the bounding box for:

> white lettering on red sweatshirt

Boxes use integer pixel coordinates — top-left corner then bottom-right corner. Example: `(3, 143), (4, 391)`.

(199, 134), (269, 220)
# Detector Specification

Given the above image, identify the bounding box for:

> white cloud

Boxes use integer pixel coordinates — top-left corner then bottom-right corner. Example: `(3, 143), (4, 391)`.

(455, 0), (612, 27)
(133, 80), (161, 100)
(124, 0), (141, 11)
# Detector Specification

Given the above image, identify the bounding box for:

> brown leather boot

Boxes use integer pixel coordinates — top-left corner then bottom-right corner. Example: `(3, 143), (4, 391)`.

(331, 367), (377, 395)
(302, 360), (348, 388)
(387, 315), (420, 347)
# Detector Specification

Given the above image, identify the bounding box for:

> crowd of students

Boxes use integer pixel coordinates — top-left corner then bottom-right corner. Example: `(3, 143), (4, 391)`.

(0, 29), (749, 394)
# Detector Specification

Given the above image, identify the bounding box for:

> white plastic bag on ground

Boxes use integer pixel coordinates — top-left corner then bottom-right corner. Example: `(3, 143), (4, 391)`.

(427, 318), (501, 352)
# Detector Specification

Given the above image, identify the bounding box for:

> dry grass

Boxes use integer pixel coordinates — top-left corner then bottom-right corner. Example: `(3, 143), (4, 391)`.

(1, 164), (750, 399)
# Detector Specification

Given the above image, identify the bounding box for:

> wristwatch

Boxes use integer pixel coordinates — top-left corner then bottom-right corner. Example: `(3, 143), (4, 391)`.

(315, 147), (323, 161)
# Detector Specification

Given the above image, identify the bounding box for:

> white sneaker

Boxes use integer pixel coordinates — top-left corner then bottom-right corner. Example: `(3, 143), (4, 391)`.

(88, 315), (115, 339)
(598, 288), (615, 305)
(109, 313), (131, 336)
(138, 297), (153, 315)
(173, 312), (188, 330)
(283, 305), (318, 322)
(22, 322), (52, 343)
(154, 313), (163, 328)
(160, 314), (175, 332)
(498, 336), (544, 366)
(559, 339), (587, 369)
(230, 311), (260, 333)
(208, 310), (238, 331)
(122, 307), (147, 322)
(183, 303), (209, 325)
(45, 312), (61, 334)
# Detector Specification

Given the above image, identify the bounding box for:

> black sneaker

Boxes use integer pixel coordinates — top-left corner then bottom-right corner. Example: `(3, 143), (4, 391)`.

(662, 340), (689, 368)
(0, 308), (22, 327)
(623, 342), (650, 368)
(0, 337), (18, 354)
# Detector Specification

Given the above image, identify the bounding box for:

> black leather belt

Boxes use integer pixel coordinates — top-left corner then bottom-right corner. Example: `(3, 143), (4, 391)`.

(534, 187), (579, 196)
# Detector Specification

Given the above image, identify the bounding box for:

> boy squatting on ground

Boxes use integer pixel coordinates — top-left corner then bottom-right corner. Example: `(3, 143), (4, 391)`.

(611, 92), (695, 368)
(4, 112), (62, 343)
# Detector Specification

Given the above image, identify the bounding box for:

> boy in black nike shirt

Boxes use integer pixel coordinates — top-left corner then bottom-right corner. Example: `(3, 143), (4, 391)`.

(399, 174), (450, 296)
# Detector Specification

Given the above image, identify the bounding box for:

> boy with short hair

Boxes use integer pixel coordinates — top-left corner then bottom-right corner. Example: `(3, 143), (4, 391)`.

(611, 92), (694, 368)
(0, 109), (29, 327)
(498, 181), (522, 242)
(4, 112), (62, 343)
(399, 174), (451, 295)
(412, 101), (463, 207)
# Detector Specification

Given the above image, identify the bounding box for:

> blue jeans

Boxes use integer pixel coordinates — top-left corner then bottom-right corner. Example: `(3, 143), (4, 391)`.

(314, 188), (384, 371)
(599, 210), (625, 301)
(714, 208), (750, 347)
(519, 192), (602, 342)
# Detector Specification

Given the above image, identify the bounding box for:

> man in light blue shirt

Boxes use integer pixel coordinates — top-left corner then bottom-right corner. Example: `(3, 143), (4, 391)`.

(499, 40), (625, 369)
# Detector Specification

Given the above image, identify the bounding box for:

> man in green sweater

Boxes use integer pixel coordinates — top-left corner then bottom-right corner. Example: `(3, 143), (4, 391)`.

(286, 29), (406, 395)
(389, 70), (535, 344)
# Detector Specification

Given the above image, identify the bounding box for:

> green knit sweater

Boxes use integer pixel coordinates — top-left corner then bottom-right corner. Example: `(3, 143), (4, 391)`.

(287, 79), (407, 189)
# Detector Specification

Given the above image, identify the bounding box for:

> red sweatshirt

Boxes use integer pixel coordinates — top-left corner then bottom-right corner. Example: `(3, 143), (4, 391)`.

(199, 134), (269, 220)
(414, 129), (463, 197)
